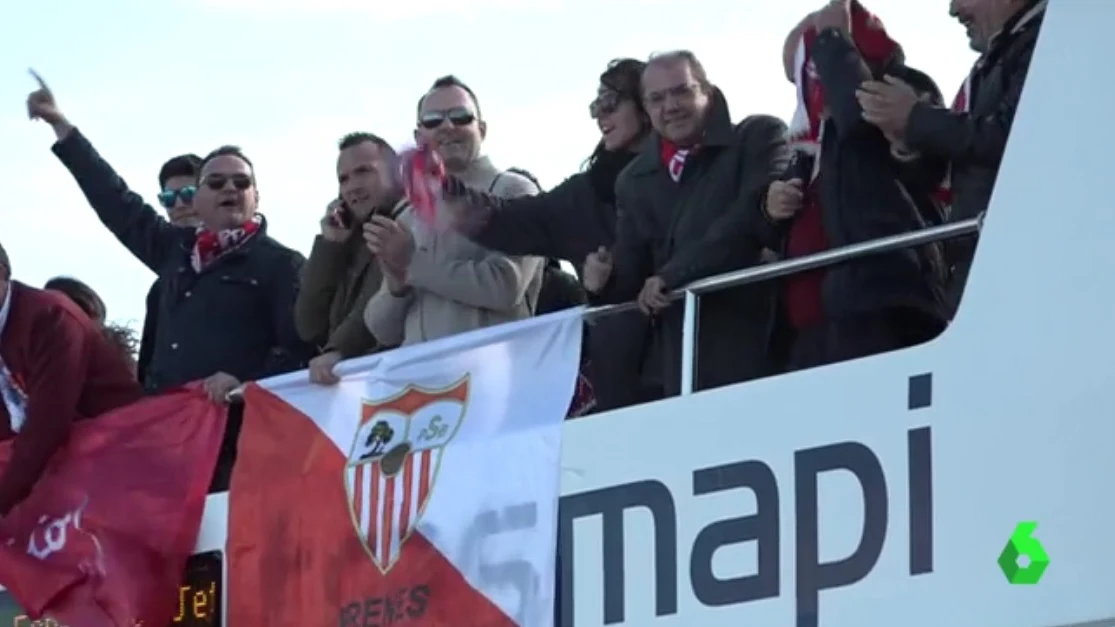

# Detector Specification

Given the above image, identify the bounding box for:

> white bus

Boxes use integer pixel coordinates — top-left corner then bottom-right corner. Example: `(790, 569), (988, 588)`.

(2, 1), (1112, 625)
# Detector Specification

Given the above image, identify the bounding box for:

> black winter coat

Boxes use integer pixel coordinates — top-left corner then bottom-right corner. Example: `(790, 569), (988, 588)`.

(757, 28), (950, 325)
(905, 0), (1044, 312)
(602, 93), (791, 394)
(460, 168), (658, 411)
(52, 129), (314, 393)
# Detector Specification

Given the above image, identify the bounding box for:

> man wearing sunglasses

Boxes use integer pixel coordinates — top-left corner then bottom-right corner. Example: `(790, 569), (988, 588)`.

(27, 74), (313, 405)
(135, 154), (203, 388)
(363, 75), (544, 347)
(583, 51), (791, 394)
(156, 154), (203, 228)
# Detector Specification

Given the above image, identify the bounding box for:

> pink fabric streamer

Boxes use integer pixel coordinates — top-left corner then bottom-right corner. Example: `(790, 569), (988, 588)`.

(398, 145), (446, 228)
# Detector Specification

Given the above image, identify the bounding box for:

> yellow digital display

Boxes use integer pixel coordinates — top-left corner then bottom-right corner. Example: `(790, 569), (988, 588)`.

(0, 550), (222, 627)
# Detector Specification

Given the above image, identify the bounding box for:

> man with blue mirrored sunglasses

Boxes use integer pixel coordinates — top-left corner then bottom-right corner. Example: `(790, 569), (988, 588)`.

(156, 154), (202, 227)
(134, 155), (203, 388)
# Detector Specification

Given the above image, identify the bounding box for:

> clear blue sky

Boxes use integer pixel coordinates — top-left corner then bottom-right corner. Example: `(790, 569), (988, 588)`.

(0, 0), (975, 329)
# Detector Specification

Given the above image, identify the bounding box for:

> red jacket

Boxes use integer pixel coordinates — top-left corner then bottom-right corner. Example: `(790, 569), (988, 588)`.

(0, 282), (142, 513)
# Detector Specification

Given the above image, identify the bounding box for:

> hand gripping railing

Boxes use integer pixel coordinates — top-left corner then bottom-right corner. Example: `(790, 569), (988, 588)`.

(227, 215), (983, 402)
(584, 214), (985, 395)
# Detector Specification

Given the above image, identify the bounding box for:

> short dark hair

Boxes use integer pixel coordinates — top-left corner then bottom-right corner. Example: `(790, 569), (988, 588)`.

(416, 75), (482, 120)
(157, 154), (202, 189)
(0, 241), (8, 280)
(199, 145), (254, 178)
(646, 50), (713, 91)
(338, 132), (396, 156)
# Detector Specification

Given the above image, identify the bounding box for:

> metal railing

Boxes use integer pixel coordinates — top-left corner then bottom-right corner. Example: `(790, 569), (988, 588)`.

(585, 215), (985, 395)
(227, 214), (983, 402)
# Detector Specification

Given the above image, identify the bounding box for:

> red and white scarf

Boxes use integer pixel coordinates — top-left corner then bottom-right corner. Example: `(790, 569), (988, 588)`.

(788, 1), (899, 183)
(190, 215), (263, 272)
(400, 144), (446, 229)
(0, 286), (26, 432)
(660, 141), (697, 183)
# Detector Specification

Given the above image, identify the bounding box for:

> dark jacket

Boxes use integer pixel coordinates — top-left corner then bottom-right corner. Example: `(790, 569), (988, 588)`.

(293, 197), (409, 357)
(52, 129), (314, 393)
(0, 282), (143, 514)
(294, 233), (386, 358)
(905, 0), (1044, 310)
(136, 278), (159, 388)
(601, 93), (791, 394)
(759, 28), (949, 324)
(535, 260), (586, 315)
(459, 168), (658, 411)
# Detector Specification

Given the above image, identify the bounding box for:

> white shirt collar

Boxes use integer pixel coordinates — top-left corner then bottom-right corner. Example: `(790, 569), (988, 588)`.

(0, 283), (11, 345)
(0, 284), (24, 433)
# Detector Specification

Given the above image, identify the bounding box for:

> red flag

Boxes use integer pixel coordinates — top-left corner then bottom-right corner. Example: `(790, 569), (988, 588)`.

(0, 389), (225, 626)
(227, 384), (511, 627)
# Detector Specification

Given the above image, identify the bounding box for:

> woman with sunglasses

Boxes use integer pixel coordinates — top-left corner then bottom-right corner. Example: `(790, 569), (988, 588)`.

(448, 58), (648, 279)
(443, 58), (663, 414)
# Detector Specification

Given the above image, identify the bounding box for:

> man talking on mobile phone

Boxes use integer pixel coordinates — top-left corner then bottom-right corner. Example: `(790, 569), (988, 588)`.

(295, 132), (407, 385)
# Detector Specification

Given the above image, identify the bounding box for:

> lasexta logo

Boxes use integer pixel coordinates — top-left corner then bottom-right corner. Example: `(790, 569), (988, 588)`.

(998, 521), (1050, 584)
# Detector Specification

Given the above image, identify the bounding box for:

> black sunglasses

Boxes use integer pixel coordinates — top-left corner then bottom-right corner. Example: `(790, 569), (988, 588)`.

(201, 173), (253, 191)
(590, 91), (628, 119)
(157, 185), (197, 209)
(418, 107), (477, 130)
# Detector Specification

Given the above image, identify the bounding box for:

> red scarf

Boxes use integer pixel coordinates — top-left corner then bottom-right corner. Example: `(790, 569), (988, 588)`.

(660, 140), (697, 183)
(400, 144), (446, 228)
(788, 0), (899, 182)
(190, 215), (263, 272)
(783, 2), (899, 330)
(566, 364), (597, 419)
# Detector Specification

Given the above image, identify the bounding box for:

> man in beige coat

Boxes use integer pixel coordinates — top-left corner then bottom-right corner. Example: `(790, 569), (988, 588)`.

(363, 76), (543, 346)
(295, 133), (406, 383)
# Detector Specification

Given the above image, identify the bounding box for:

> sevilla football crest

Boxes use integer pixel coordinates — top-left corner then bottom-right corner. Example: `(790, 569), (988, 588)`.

(344, 376), (469, 573)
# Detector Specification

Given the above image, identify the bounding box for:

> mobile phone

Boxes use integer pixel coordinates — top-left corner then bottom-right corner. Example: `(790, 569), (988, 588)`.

(331, 199), (354, 229)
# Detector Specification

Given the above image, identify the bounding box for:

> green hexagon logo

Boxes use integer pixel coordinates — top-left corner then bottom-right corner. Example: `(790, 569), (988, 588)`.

(998, 521), (1050, 584)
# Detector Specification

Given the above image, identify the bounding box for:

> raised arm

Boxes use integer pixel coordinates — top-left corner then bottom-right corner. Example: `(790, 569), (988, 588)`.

(810, 28), (875, 141)
(27, 74), (181, 272)
(455, 173), (603, 262)
(49, 126), (182, 273)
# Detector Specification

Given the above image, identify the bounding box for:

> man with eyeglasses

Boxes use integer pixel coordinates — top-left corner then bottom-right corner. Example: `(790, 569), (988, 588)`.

(582, 51), (790, 394)
(363, 75), (544, 347)
(25, 73), (313, 403)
